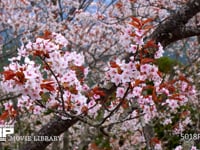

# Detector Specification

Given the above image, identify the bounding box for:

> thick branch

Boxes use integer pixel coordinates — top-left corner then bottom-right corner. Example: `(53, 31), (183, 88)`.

(162, 26), (200, 46)
(150, 0), (200, 47)
(0, 94), (22, 102)
(20, 116), (78, 150)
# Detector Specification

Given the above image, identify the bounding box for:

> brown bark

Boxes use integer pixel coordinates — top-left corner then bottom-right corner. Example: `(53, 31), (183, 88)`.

(150, 0), (200, 47)
(20, 116), (78, 150)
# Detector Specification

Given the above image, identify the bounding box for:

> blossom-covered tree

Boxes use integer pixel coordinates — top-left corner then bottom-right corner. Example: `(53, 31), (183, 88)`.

(0, 0), (200, 150)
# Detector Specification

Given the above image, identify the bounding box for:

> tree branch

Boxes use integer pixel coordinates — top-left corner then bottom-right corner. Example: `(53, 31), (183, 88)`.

(162, 26), (200, 46)
(150, 0), (200, 47)
(0, 94), (22, 102)
(20, 116), (78, 150)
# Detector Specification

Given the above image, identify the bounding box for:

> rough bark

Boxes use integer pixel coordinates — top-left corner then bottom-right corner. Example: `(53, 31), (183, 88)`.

(20, 0), (200, 150)
(150, 0), (200, 47)
(20, 116), (78, 150)
(167, 26), (200, 44)
(63, 131), (69, 150)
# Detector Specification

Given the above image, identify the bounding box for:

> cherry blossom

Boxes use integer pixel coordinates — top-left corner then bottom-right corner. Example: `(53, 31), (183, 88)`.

(0, 1), (199, 149)
(175, 145), (183, 150)
(191, 146), (197, 150)
(116, 87), (125, 98)
(154, 43), (164, 59)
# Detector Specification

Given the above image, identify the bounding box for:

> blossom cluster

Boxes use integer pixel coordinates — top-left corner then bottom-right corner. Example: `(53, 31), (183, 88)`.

(0, 13), (198, 149)
(1, 32), (90, 121)
(102, 17), (197, 149)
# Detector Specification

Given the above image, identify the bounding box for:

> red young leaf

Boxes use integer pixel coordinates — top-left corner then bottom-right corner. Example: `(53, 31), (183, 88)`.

(33, 50), (50, 58)
(157, 71), (162, 77)
(92, 86), (106, 97)
(142, 18), (153, 25)
(129, 21), (140, 28)
(143, 25), (153, 30)
(65, 96), (75, 111)
(122, 100), (129, 109)
(10, 109), (17, 118)
(90, 143), (100, 150)
(20, 0), (27, 5)
(169, 94), (182, 101)
(167, 85), (176, 93)
(152, 88), (158, 102)
(131, 17), (141, 25)
(68, 86), (78, 94)
(143, 40), (157, 49)
(179, 75), (190, 83)
(150, 137), (160, 144)
(180, 110), (189, 118)
(3, 70), (15, 80)
(63, 83), (78, 94)
(132, 79), (144, 87)
(141, 58), (155, 64)
(70, 65), (85, 82)
(39, 30), (52, 39)
(0, 111), (9, 120)
(81, 106), (88, 115)
(15, 71), (26, 84)
(110, 61), (119, 68)
(115, 2), (123, 8)
(40, 80), (55, 91)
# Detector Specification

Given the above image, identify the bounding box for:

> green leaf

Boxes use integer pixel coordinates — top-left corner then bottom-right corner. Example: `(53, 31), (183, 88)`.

(155, 56), (179, 74)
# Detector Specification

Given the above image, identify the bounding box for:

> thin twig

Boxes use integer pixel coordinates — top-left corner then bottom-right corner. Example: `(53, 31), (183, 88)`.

(97, 84), (130, 126)
(0, 93), (22, 102)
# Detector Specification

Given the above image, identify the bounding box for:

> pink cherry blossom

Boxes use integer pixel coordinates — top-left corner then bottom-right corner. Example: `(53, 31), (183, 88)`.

(175, 145), (183, 150)
(191, 146), (197, 150)
(116, 87), (125, 98)
(154, 43), (164, 59)
(127, 44), (137, 53)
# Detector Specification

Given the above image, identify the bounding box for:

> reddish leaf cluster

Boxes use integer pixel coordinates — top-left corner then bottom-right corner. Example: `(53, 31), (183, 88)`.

(65, 96), (74, 111)
(32, 50), (50, 58)
(70, 65), (85, 83)
(0, 106), (17, 121)
(129, 17), (153, 30)
(143, 40), (158, 49)
(3, 69), (26, 84)
(115, 1), (123, 9)
(150, 137), (160, 144)
(92, 86), (106, 97)
(63, 82), (78, 94)
(141, 58), (155, 64)
(110, 61), (123, 74)
(39, 30), (52, 40)
(40, 79), (55, 91)
(3, 70), (15, 80)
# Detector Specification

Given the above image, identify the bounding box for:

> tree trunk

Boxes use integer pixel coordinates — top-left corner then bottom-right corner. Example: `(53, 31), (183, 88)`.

(63, 131), (69, 150)
(20, 116), (78, 150)
(150, 0), (200, 47)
